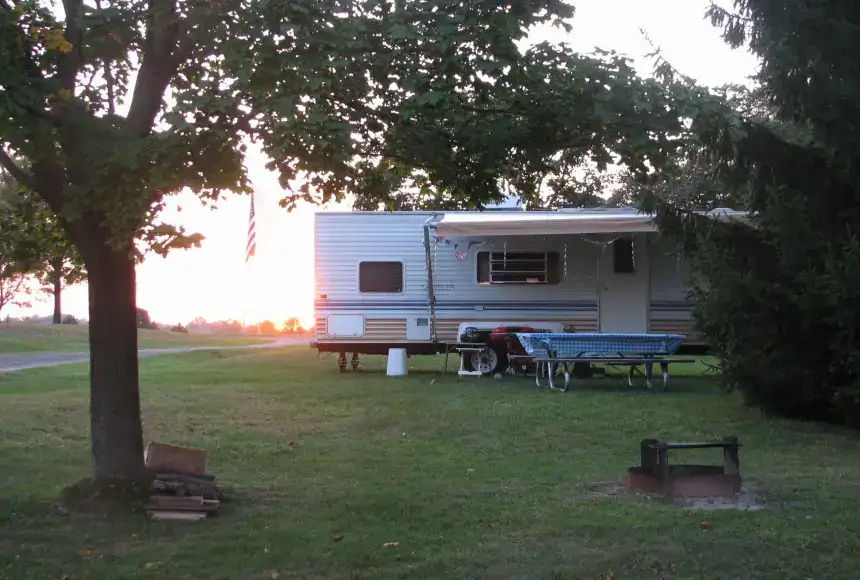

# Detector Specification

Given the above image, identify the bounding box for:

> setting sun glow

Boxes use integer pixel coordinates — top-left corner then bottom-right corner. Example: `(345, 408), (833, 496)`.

(10, 145), (330, 328)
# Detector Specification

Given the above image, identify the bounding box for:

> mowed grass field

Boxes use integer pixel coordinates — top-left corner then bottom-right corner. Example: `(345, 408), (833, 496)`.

(0, 322), (269, 354)
(2, 347), (860, 579)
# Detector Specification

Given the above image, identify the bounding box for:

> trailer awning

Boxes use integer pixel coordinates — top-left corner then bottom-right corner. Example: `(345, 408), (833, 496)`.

(434, 209), (750, 238)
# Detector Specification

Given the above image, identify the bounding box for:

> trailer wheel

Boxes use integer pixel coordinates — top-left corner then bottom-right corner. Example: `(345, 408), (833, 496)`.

(466, 344), (508, 376)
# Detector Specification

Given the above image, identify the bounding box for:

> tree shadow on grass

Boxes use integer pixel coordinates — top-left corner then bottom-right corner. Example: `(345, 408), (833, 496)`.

(474, 373), (723, 396)
(58, 477), (154, 516)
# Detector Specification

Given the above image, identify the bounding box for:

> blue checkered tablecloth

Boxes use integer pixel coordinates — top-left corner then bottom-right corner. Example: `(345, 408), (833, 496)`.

(515, 333), (686, 358)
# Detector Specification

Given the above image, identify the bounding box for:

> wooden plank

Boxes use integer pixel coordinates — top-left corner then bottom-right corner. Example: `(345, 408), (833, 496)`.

(152, 480), (219, 500)
(152, 480), (187, 494)
(148, 510), (207, 522)
(148, 494), (204, 504)
(155, 472), (216, 483)
(201, 499), (221, 512)
(147, 495), (205, 510)
(144, 442), (208, 477)
(144, 502), (219, 513)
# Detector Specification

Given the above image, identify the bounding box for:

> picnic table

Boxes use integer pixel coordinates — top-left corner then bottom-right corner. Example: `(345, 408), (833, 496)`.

(514, 332), (694, 391)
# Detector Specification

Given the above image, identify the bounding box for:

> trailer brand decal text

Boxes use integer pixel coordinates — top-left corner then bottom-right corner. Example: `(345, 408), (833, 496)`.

(423, 283), (454, 292)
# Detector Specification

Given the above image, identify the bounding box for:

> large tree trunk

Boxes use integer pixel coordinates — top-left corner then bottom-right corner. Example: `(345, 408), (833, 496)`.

(51, 259), (63, 325)
(85, 241), (146, 481)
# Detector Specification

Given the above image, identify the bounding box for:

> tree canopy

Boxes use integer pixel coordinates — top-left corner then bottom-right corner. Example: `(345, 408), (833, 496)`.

(0, 168), (87, 322)
(342, 42), (704, 211)
(0, 168), (43, 317)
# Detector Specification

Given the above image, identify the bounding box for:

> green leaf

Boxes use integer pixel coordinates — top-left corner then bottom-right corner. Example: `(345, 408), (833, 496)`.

(390, 23), (410, 40)
(415, 91), (445, 106)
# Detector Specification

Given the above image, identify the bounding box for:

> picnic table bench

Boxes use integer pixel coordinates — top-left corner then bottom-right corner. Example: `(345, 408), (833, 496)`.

(515, 333), (695, 392)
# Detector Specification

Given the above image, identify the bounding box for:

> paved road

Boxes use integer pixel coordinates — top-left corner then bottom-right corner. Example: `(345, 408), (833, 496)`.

(0, 337), (311, 373)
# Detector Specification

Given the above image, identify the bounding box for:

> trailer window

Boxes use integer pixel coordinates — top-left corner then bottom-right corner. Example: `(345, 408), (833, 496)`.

(477, 251), (560, 285)
(359, 261), (404, 293)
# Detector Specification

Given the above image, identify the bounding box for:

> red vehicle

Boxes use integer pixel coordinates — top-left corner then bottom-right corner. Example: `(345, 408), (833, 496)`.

(459, 325), (544, 375)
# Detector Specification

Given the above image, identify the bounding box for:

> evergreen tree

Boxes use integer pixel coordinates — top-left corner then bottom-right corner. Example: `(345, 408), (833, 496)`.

(649, 1), (860, 425)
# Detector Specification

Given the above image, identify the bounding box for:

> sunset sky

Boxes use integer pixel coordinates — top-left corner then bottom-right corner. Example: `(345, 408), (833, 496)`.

(8, 0), (758, 327)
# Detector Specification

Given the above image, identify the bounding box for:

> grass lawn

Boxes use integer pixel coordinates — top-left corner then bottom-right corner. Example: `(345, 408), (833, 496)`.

(0, 322), (269, 354)
(2, 348), (860, 579)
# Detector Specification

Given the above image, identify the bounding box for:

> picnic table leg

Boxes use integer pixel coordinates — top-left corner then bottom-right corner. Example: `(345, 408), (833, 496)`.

(535, 362), (546, 388)
(627, 365), (635, 387)
(548, 361), (558, 390)
(644, 362), (654, 390)
(563, 363), (571, 391)
(660, 361), (670, 391)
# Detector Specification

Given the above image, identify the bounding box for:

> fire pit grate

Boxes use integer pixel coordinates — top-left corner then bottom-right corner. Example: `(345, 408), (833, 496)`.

(626, 436), (742, 498)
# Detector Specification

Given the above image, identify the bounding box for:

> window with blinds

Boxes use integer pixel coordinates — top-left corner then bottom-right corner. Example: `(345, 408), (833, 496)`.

(477, 251), (560, 285)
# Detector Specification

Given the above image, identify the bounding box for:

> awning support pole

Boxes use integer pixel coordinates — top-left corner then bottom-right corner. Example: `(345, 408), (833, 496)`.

(423, 218), (438, 342)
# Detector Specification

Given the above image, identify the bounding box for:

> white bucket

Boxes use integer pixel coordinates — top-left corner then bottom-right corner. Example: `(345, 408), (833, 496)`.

(386, 348), (408, 376)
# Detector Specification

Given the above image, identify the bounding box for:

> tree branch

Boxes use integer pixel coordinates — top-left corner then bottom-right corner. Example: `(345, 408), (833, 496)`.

(706, 2), (755, 25)
(0, 147), (71, 227)
(83, 68), (99, 92)
(58, 0), (85, 91)
(0, 148), (37, 191)
(95, 0), (116, 115)
(126, 0), (193, 136)
(169, 20), (196, 70)
(0, 273), (29, 313)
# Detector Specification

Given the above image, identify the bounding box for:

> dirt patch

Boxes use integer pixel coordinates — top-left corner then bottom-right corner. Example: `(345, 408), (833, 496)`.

(671, 490), (768, 511)
(574, 479), (628, 500)
(574, 480), (771, 511)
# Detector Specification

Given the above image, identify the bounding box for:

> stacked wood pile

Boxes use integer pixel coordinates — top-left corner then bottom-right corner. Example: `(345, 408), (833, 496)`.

(143, 441), (224, 521)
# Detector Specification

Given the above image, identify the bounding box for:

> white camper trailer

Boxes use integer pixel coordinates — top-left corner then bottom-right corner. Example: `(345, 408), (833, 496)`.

(312, 207), (745, 373)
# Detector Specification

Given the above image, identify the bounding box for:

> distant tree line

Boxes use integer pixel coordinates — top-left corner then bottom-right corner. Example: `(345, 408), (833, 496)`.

(4, 309), (312, 338)
(186, 316), (312, 335)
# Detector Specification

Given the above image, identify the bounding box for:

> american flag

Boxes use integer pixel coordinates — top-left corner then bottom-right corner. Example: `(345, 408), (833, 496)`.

(245, 192), (256, 263)
(454, 251), (467, 260)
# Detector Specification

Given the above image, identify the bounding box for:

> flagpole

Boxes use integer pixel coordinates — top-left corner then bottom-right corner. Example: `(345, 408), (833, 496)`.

(245, 191), (257, 334)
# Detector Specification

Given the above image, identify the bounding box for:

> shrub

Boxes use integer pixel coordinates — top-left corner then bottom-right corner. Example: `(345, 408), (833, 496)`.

(136, 308), (158, 330)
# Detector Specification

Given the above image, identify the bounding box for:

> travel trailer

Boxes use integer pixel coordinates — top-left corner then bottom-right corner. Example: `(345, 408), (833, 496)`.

(311, 206), (747, 373)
